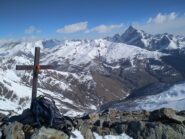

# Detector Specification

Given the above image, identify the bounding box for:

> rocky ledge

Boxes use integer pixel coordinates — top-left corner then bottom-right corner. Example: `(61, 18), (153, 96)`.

(0, 108), (185, 139)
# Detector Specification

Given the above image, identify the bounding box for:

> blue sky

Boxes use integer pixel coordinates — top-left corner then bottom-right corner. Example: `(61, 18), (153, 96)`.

(0, 0), (185, 40)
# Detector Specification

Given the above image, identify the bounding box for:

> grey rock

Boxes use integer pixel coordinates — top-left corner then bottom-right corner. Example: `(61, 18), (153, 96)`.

(149, 108), (185, 124)
(2, 107), (185, 139)
(79, 123), (95, 139)
(81, 108), (185, 139)
(126, 121), (185, 139)
(31, 127), (69, 139)
(3, 121), (25, 139)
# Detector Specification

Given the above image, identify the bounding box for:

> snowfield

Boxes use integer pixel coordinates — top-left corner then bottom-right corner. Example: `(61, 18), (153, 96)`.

(42, 39), (163, 65)
(134, 82), (185, 111)
(113, 81), (185, 112)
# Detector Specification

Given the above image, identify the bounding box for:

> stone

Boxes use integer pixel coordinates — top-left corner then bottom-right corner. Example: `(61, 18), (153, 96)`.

(111, 123), (125, 135)
(177, 111), (185, 116)
(102, 121), (110, 128)
(31, 127), (69, 139)
(88, 112), (100, 122)
(3, 121), (25, 139)
(125, 120), (185, 139)
(80, 123), (95, 139)
(2, 107), (185, 139)
(108, 108), (117, 116)
(23, 124), (35, 139)
(126, 121), (145, 138)
(94, 120), (101, 126)
(94, 127), (111, 136)
(149, 108), (185, 124)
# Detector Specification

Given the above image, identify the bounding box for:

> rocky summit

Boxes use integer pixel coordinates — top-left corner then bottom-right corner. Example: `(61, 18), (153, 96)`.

(0, 108), (185, 139)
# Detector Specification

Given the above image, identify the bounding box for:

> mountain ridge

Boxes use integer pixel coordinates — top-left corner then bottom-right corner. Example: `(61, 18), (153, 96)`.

(0, 26), (185, 116)
(106, 25), (185, 55)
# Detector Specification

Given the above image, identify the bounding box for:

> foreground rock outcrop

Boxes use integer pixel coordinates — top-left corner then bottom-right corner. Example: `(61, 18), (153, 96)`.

(0, 108), (185, 139)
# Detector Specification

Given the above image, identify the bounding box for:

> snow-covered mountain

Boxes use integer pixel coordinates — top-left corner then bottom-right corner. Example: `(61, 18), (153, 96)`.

(0, 27), (185, 116)
(107, 26), (185, 55)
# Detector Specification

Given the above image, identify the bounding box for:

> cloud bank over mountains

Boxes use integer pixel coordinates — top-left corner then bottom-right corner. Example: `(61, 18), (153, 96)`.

(147, 12), (177, 24)
(135, 12), (185, 35)
(85, 24), (123, 33)
(3, 12), (185, 41)
(56, 22), (123, 34)
(53, 12), (185, 37)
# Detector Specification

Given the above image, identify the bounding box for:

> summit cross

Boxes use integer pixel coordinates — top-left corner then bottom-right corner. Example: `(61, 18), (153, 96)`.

(16, 47), (53, 105)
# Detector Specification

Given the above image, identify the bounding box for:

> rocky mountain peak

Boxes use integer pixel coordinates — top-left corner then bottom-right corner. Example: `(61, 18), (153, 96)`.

(124, 25), (138, 34)
(108, 26), (185, 53)
(42, 39), (61, 48)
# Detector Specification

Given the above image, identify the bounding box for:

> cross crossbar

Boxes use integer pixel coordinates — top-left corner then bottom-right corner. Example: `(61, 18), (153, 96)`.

(16, 65), (53, 70)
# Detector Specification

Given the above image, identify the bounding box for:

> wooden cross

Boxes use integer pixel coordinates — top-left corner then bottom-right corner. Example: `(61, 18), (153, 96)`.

(16, 47), (53, 105)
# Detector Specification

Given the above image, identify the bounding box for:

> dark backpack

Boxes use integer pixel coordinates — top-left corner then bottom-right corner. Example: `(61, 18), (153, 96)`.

(31, 96), (65, 128)
(2, 96), (77, 136)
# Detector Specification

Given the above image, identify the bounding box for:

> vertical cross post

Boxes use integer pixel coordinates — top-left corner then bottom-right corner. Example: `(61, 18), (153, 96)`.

(32, 47), (40, 101)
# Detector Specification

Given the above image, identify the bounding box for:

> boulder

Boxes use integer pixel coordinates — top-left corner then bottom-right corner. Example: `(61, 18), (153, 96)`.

(31, 127), (69, 139)
(79, 123), (95, 139)
(108, 108), (120, 120)
(82, 108), (185, 139)
(88, 112), (100, 122)
(22, 124), (35, 139)
(149, 108), (185, 124)
(177, 110), (185, 116)
(1, 107), (185, 139)
(126, 121), (185, 139)
(3, 121), (25, 139)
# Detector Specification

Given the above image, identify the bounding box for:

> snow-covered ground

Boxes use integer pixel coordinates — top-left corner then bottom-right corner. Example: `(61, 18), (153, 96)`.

(93, 132), (132, 139)
(42, 39), (163, 66)
(115, 81), (185, 112)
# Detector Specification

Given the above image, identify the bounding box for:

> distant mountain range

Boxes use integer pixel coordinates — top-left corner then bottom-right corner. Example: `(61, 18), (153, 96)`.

(0, 26), (185, 116)
(106, 26), (185, 54)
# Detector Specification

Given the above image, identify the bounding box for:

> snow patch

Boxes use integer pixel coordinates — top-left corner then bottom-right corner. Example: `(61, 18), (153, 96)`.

(134, 82), (185, 111)
(93, 132), (133, 139)
(70, 130), (84, 139)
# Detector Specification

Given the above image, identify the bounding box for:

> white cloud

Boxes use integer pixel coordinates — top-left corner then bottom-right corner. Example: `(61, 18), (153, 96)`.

(134, 12), (185, 35)
(86, 24), (123, 33)
(56, 22), (88, 33)
(24, 26), (41, 34)
(147, 12), (177, 24)
(20, 35), (43, 42)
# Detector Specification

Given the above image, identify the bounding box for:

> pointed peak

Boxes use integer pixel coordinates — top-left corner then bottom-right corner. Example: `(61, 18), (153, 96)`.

(128, 25), (136, 30)
(122, 25), (140, 37)
(126, 25), (138, 32)
(123, 25), (149, 37)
